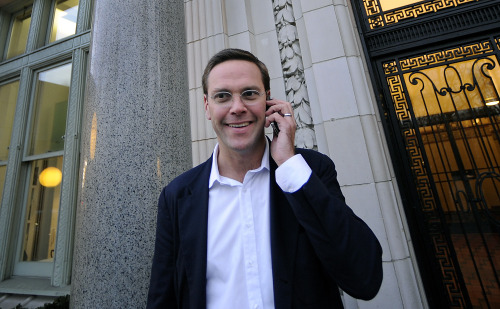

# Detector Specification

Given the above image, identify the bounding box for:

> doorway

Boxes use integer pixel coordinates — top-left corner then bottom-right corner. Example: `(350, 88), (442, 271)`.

(350, 0), (500, 307)
(378, 40), (500, 307)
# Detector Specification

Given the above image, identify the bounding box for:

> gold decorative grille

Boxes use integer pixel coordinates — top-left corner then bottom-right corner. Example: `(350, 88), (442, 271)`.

(383, 61), (398, 74)
(399, 41), (494, 71)
(364, 0), (381, 15)
(382, 36), (500, 306)
(363, 0), (479, 29)
(386, 74), (469, 307)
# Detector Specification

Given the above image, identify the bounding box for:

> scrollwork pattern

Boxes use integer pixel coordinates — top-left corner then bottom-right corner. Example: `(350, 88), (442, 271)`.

(272, 0), (316, 149)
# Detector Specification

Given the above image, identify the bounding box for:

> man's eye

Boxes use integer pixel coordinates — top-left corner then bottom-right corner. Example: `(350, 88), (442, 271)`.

(213, 92), (231, 101)
(241, 90), (260, 100)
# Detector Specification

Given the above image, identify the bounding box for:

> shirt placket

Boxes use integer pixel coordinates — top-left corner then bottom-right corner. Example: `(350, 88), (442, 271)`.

(240, 179), (264, 309)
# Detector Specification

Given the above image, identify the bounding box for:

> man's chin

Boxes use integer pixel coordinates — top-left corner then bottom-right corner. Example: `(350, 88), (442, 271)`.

(229, 138), (266, 153)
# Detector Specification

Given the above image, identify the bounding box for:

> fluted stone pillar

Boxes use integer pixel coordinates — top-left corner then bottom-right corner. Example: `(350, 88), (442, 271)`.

(70, 1), (190, 307)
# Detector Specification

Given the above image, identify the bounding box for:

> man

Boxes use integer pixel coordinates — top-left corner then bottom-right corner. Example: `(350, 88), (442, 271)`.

(147, 48), (382, 308)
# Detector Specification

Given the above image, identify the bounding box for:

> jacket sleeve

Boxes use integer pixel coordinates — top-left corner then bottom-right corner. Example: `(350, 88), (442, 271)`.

(285, 151), (383, 300)
(147, 187), (177, 308)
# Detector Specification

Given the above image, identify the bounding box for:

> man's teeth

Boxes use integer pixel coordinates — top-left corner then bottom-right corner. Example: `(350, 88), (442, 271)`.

(229, 122), (249, 128)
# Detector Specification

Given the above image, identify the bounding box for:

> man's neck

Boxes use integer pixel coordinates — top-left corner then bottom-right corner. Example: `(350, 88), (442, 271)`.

(217, 139), (266, 183)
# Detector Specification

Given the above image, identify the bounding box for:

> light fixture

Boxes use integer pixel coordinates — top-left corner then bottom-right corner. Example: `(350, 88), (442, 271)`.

(485, 98), (499, 106)
(39, 167), (62, 187)
(484, 93), (499, 106)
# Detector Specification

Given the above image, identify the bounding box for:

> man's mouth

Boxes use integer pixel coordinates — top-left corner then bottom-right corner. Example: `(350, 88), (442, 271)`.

(228, 122), (250, 128)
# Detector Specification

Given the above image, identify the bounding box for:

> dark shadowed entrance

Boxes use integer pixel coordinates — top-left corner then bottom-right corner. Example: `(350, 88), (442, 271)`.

(351, 0), (500, 307)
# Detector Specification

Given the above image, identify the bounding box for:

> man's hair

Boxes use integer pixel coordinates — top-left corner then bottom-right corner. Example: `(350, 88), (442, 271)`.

(202, 48), (270, 94)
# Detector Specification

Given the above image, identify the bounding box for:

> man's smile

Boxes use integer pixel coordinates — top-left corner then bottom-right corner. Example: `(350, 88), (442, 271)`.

(227, 122), (251, 128)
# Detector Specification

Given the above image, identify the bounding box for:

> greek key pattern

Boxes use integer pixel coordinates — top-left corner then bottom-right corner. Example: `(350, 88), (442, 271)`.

(385, 0), (478, 26)
(369, 15), (384, 29)
(387, 74), (467, 306)
(383, 61), (398, 75)
(364, 0), (478, 29)
(363, 0), (381, 16)
(399, 41), (493, 71)
(430, 223), (468, 307)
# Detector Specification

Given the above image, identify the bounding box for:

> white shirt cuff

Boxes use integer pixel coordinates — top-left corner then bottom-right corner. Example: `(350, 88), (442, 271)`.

(276, 154), (312, 193)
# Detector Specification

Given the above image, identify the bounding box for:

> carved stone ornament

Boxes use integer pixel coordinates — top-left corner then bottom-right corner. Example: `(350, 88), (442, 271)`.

(273, 0), (317, 149)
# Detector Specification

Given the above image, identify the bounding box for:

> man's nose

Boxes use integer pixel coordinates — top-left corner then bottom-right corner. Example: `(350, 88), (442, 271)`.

(229, 95), (247, 113)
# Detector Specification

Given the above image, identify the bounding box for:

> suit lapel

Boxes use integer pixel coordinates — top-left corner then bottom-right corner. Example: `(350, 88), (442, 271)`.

(269, 155), (299, 308)
(177, 157), (212, 307)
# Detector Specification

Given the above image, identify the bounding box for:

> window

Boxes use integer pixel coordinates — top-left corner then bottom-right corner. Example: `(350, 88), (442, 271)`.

(5, 6), (32, 59)
(0, 0), (93, 292)
(28, 64), (71, 156)
(0, 80), (20, 204)
(13, 63), (71, 277)
(48, 0), (78, 43)
(379, 0), (425, 11)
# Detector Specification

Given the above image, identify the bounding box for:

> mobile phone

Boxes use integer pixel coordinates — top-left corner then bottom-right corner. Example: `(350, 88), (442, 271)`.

(266, 95), (280, 135)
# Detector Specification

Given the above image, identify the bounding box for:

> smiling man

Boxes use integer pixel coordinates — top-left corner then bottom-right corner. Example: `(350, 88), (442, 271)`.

(147, 48), (383, 309)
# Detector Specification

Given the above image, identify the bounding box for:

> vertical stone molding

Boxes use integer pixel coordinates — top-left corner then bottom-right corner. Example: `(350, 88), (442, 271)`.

(272, 0), (317, 149)
(70, 0), (191, 307)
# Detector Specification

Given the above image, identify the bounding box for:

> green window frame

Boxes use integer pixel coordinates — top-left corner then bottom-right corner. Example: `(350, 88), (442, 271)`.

(0, 0), (93, 293)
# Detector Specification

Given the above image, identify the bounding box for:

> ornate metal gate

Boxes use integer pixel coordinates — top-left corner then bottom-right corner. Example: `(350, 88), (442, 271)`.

(351, 0), (500, 307)
(379, 39), (500, 308)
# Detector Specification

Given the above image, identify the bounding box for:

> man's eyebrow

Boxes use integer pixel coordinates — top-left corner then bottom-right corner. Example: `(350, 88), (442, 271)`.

(212, 87), (231, 92)
(212, 86), (262, 92)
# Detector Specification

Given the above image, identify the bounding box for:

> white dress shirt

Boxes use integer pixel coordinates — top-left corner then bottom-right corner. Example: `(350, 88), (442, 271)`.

(206, 140), (312, 309)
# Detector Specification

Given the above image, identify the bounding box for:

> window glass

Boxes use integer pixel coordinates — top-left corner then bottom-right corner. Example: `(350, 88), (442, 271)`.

(6, 8), (32, 59)
(0, 80), (20, 161)
(0, 80), (19, 207)
(379, 0), (425, 11)
(21, 156), (62, 262)
(49, 0), (79, 43)
(28, 63), (72, 156)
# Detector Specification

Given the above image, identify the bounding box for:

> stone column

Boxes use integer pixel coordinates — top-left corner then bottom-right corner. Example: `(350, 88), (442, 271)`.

(70, 1), (191, 307)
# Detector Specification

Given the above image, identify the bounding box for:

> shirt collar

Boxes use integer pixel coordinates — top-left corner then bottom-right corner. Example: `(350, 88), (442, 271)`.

(209, 139), (270, 188)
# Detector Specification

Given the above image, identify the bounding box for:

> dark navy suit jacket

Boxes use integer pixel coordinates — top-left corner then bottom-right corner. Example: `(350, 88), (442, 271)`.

(147, 148), (383, 308)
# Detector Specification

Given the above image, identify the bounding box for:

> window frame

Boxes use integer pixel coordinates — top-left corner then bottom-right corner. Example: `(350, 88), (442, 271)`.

(0, 0), (93, 292)
(12, 60), (72, 278)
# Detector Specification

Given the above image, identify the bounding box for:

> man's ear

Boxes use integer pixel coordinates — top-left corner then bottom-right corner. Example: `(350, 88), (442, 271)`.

(204, 94), (211, 120)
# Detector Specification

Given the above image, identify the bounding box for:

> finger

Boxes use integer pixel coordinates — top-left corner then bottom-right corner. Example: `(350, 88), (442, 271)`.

(266, 102), (294, 117)
(266, 111), (296, 133)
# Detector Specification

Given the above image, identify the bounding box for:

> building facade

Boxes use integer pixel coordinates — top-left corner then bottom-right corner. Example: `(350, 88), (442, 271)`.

(0, 0), (498, 308)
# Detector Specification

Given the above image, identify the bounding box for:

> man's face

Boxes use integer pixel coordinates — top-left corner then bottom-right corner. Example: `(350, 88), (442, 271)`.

(204, 60), (267, 157)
